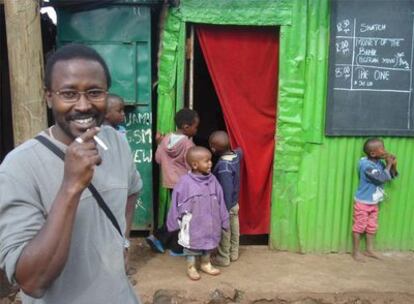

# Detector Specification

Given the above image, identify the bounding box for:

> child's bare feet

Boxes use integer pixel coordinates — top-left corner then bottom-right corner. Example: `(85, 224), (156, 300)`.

(364, 251), (381, 259)
(352, 252), (365, 262)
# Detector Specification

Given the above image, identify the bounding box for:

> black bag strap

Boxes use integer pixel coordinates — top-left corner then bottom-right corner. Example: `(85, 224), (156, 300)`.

(35, 135), (123, 237)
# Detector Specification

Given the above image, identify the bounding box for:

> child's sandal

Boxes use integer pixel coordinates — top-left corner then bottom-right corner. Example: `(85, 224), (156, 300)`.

(187, 265), (201, 280)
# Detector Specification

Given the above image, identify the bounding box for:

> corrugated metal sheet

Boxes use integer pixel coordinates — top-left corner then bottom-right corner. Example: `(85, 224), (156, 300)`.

(270, 0), (414, 253)
(293, 138), (414, 252)
(157, 0), (294, 228)
(180, 0), (292, 26)
(376, 139), (414, 250)
(157, 0), (414, 252)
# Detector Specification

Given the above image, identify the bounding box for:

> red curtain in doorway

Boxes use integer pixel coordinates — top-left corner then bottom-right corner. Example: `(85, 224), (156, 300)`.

(197, 25), (278, 234)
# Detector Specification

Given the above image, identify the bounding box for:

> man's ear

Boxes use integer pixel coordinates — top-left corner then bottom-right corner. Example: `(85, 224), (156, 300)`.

(45, 89), (53, 109)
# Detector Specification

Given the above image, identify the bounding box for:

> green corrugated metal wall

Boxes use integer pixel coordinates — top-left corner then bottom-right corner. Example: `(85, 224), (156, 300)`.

(156, 0), (292, 228)
(270, 0), (414, 253)
(290, 138), (414, 252)
(157, 0), (414, 252)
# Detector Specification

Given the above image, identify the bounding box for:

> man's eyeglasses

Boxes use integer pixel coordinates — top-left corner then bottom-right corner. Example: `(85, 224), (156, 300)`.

(51, 89), (108, 103)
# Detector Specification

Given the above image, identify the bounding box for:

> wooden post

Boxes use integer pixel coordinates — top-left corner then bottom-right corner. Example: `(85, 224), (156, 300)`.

(188, 25), (194, 109)
(4, 0), (46, 146)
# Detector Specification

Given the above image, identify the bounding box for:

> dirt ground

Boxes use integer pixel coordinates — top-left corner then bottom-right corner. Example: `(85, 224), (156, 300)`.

(129, 238), (414, 304)
(3, 238), (413, 304)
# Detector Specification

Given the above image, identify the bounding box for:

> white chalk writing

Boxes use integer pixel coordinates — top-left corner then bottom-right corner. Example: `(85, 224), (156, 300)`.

(130, 128), (152, 145)
(135, 196), (146, 211)
(333, 17), (414, 93)
(133, 148), (152, 164)
(125, 112), (152, 127)
(360, 23), (386, 33)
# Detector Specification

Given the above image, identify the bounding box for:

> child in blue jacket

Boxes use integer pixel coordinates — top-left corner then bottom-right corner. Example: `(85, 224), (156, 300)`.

(352, 138), (398, 261)
(209, 131), (243, 266)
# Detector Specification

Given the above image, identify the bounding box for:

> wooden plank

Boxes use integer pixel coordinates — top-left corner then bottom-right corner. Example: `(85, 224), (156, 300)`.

(4, 0), (46, 146)
(188, 25), (194, 109)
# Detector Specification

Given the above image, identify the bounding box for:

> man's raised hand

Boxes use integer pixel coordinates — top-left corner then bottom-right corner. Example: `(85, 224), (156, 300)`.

(63, 127), (102, 192)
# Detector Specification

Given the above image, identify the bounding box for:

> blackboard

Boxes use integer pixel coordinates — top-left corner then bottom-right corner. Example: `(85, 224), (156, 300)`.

(326, 0), (414, 136)
(124, 106), (153, 230)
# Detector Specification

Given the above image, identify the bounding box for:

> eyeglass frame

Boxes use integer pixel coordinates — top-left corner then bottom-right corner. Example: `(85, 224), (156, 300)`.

(49, 89), (108, 103)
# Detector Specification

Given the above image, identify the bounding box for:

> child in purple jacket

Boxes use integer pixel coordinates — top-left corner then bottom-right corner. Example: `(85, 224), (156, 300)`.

(167, 146), (229, 280)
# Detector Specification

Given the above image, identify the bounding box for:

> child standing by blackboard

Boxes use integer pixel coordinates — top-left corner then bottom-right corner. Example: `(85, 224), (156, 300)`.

(146, 108), (200, 255)
(352, 138), (398, 261)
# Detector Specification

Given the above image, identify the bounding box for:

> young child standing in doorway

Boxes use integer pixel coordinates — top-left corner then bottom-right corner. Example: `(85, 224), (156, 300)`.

(209, 131), (243, 266)
(104, 93), (127, 138)
(352, 138), (398, 261)
(167, 146), (229, 280)
(146, 108), (200, 255)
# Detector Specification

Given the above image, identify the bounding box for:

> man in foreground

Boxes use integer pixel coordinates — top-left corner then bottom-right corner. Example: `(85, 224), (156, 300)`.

(0, 44), (142, 304)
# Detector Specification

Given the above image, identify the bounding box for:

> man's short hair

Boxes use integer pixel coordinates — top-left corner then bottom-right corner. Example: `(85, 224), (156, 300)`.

(44, 43), (112, 89)
(363, 137), (383, 155)
(174, 108), (198, 129)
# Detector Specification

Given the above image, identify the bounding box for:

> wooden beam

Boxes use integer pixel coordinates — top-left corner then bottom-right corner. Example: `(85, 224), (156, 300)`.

(4, 0), (46, 146)
(188, 25), (194, 109)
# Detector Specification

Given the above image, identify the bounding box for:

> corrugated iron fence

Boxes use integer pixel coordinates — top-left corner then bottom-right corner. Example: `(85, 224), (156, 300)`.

(156, 0), (414, 252)
(270, 0), (414, 252)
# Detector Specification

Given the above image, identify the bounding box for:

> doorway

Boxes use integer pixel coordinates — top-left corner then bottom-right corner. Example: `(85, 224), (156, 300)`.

(187, 24), (279, 239)
(191, 27), (225, 150)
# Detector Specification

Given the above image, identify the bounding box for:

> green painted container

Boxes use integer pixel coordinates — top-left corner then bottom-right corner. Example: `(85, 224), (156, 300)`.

(53, 2), (156, 230)
(156, 0), (414, 252)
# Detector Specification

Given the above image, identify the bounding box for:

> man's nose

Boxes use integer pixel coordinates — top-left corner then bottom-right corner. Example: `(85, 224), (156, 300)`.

(74, 93), (92, 111)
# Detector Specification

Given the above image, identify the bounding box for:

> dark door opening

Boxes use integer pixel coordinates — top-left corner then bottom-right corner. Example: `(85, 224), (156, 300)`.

(190, 25), (279, 245)
(192, 30), (226, 151)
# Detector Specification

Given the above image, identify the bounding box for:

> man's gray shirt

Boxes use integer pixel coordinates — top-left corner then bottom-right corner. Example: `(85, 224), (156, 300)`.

(0, 126), (142, 304)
